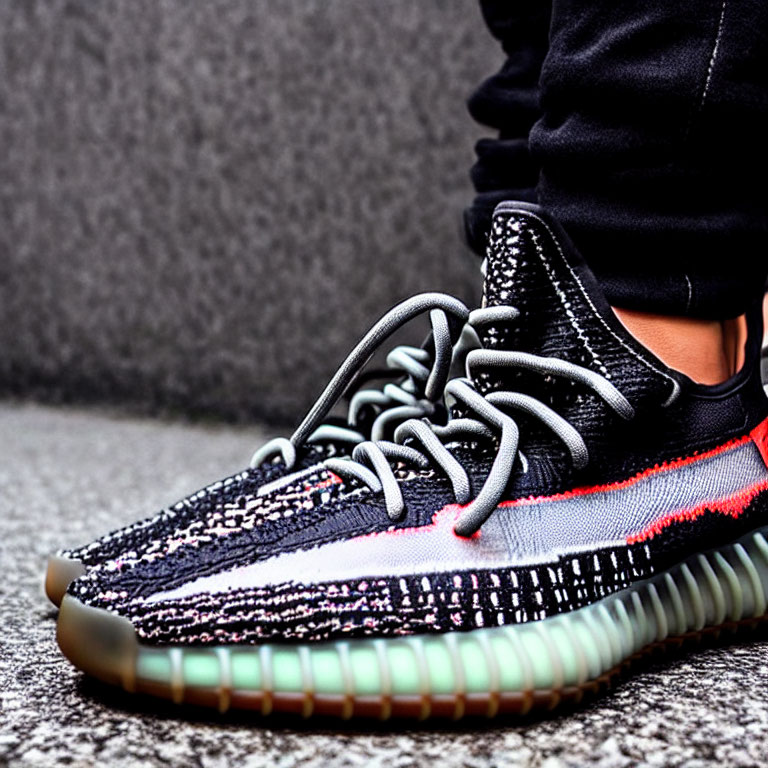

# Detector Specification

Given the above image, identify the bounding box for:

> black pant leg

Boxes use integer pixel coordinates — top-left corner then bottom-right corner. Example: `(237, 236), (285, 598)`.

(531, 0), (768, 318)
(464, 0), (551, 257)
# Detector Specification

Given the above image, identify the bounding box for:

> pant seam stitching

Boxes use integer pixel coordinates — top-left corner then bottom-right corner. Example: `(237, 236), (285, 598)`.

(690, 0), (727, 134)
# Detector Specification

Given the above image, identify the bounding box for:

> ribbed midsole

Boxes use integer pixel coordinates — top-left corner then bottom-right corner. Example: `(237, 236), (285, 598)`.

(127, 527), (768, 715)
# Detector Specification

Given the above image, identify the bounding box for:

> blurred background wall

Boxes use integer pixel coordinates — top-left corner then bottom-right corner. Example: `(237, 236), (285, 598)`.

(0, 0), (498, 424)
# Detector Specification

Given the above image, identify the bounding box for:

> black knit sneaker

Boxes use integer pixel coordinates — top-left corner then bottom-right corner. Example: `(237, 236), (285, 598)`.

(44, 292), (471, 606)
(57, 203), (768, 720)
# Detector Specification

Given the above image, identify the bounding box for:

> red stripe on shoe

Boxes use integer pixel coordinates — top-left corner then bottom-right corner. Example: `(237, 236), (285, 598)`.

(496, 416), (768, 511)
(626, 477), (768, 545)
(750, 418), (768, 468)
(356, 418), (768, 545)
(357, 504), (480, 542)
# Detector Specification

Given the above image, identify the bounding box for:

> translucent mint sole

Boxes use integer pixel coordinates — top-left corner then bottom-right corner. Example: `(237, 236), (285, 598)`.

(57, 527), (768, 719)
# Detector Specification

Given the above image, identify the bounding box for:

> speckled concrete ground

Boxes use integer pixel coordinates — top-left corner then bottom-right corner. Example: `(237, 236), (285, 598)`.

(2, 401), (768, 767)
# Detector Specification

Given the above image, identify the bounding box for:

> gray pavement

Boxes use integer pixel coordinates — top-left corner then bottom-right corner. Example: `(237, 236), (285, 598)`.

(2, 401), (768, 767)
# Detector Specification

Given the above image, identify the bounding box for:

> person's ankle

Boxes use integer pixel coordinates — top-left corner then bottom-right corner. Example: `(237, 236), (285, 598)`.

(612, 308), (747, 385)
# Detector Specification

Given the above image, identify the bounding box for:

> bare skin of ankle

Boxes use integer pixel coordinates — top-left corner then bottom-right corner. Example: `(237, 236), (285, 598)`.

(612, 308), (747, 385)
(763, 293), (768, 348)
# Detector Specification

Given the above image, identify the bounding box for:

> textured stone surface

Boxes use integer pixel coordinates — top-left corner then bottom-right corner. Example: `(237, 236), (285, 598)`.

(0, 0), (493, 423)
(2, 401), (768, 767)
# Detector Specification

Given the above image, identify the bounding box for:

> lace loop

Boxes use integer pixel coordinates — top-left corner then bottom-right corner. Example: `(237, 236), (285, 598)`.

(484, 391), (588, 469)
(324, 305), (637, 538)
(395, 419), (471, 506)
(466, 349), (635, 420)
(250, 293), (470, 471)
(369, 402), (435, 443)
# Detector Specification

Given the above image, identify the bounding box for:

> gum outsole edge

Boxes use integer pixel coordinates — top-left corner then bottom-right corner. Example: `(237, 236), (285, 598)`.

(45, 555), (86, 608)
(56, 526), (768, 720)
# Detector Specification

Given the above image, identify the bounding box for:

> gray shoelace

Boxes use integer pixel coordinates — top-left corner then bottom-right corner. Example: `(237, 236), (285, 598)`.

(251, 292), (471, 487)
(323, 305), (636, 537)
